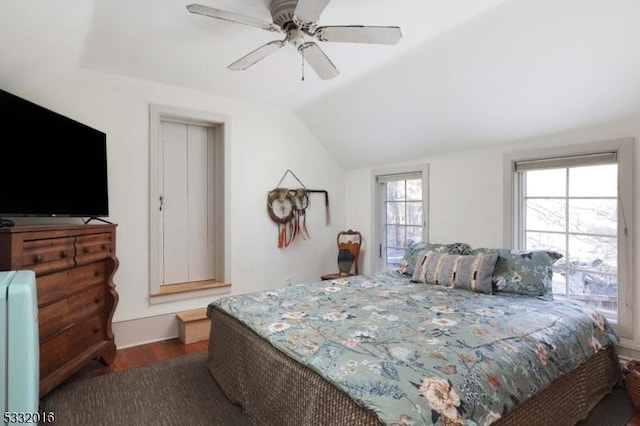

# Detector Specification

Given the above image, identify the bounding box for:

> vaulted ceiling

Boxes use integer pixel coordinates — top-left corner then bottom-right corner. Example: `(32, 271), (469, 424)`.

(2, 0), (640, 168)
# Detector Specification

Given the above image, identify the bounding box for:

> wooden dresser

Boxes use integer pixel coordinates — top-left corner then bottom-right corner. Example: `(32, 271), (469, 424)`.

(0, 223), (119, 397)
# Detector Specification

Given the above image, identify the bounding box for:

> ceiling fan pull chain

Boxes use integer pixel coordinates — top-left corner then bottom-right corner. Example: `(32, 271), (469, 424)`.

(301, 46), (305, 81)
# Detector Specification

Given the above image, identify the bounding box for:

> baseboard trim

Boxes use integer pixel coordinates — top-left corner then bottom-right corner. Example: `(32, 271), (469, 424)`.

(113, 313), (181, 349)
(616, 344), (640, 363)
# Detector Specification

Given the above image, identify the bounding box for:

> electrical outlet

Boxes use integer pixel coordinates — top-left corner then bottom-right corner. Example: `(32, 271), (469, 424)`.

(284, 276), (291, 286)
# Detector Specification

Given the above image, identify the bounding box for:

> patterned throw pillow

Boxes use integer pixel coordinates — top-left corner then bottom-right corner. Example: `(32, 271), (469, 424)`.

(397, 242), (471, 276)
(411, 251), (498, 295)
(470, 248), (563, 298)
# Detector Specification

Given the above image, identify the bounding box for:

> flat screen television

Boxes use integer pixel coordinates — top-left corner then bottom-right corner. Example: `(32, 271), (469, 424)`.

(0, 89), (109, 218)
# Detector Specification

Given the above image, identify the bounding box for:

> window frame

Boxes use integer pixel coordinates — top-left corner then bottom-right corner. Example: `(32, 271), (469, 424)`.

(503, 138), (635, 338)
(148, 104), (231, 304)
(372, 165), (429, 272)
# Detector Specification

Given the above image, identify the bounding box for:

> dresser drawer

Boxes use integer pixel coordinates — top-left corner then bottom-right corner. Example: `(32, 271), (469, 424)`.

(39, 285), (106, 341)
(76, 233), (114, 265)
(37, 261), (108, 307)
(21, 236), (75, 276)
(39, 314), (106, 379)
(0, 223), (118, 397)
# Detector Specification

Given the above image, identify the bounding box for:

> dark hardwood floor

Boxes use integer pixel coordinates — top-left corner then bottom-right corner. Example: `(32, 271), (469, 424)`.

(64, 338), (640, 425)
(66, 338), (209, 383)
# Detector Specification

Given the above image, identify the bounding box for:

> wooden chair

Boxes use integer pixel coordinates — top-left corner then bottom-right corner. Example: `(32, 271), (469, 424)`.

(321, 230), (362, 280)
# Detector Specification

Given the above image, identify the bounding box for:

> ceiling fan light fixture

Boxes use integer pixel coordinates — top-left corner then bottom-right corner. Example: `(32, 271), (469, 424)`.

(286, 28), (307, 47)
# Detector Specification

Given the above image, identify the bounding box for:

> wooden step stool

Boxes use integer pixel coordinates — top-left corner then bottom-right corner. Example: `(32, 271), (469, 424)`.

(176, 308), (210, 344)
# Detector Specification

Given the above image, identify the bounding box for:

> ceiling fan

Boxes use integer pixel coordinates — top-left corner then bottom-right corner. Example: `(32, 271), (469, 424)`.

(186, 0), (402, 80)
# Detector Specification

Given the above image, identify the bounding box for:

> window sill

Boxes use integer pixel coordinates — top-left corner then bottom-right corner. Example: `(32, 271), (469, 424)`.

(150, 279), (231, 305)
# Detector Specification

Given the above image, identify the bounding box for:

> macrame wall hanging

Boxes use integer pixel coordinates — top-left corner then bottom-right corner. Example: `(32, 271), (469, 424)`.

(267, 169), (329, 248)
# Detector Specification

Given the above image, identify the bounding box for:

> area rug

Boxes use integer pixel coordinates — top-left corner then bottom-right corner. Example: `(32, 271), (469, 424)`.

(577, 385), (637, 426)
(40, 351), (636, 425)
(39, 352), (247, 426)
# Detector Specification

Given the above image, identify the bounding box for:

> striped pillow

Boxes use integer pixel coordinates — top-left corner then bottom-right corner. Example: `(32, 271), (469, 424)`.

(411, 251), (498, 295)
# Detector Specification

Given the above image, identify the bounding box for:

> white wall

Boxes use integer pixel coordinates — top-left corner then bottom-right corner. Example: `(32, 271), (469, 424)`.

(345, 115), (640, 359)
(15, 69), (346, 346)
(12, 68), (639, 356)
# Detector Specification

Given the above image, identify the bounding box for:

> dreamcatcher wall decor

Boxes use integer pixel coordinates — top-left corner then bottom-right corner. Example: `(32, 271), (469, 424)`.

(267, 169), (329, 248)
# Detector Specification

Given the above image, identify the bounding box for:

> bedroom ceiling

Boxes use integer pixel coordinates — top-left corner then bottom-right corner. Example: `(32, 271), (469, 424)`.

(2, 0), (640, 169)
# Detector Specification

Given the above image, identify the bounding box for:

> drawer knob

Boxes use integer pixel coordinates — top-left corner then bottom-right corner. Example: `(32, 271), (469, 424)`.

(94, 270), (102, 277)
(61, 250), (69, 258)
(93, 326), (100, 334)
(84, 247), (91, 253)
(94, 297), (101, 304)
(102, 243), (108, 250)
(34, 254), (44, 263)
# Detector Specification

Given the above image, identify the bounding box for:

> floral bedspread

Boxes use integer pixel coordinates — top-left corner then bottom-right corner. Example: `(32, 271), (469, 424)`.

(208, 271), (619, 425)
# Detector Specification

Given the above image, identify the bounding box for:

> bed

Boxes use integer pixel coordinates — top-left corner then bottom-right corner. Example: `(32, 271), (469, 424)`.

(205, 244), (622, 425)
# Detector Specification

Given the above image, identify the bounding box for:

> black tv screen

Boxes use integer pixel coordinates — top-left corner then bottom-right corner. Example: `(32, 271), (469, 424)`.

(0, 89), (109, 218)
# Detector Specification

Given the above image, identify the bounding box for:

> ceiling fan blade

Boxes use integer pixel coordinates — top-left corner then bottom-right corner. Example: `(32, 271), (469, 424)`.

(187, 4), (281, 33)
(315, 26), (402, 45)
(228, 40), (285, 71)
(298, 42), (339, 80)
(294, 0), (332, 24)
